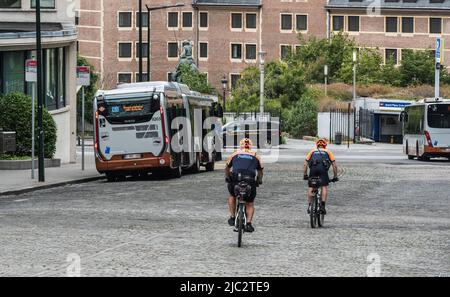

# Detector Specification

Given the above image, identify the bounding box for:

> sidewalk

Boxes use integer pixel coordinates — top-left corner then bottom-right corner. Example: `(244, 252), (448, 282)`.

(0, 144), (102, 196)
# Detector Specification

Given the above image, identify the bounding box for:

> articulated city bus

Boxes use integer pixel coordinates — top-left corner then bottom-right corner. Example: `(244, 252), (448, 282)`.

(400, 98), (450, 161)
(94, 82), (222, 181)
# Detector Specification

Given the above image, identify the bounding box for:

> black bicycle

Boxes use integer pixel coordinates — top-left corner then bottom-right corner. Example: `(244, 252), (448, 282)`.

(308, 177), (324, 228)
(233, 180), (251, 247)
(308, 177), (338, 228)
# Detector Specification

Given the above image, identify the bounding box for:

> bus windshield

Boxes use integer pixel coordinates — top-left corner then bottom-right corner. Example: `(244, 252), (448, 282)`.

(428, 104), (450, 129)
(103, 94), (160, 124)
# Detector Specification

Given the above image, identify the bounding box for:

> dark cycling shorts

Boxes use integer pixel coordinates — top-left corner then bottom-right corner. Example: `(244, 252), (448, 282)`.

(228, 182), (257, 203)
(309, 167), (330, 187)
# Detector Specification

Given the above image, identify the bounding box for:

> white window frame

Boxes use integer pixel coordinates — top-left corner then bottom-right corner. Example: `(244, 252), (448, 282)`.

(117, 41), (133, 61)
(117, 11), (133, 30)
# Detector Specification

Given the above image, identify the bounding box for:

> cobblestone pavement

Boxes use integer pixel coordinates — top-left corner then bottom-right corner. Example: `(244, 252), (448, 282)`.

(0, 151), (449, 277)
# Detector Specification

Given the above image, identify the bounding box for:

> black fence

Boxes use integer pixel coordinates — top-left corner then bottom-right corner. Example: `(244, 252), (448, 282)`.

(328, 106), (374, 144)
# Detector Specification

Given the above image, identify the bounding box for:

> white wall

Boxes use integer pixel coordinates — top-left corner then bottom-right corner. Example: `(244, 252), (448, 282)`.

(318, 112), (331, 139)
(50, 107), (71, 164)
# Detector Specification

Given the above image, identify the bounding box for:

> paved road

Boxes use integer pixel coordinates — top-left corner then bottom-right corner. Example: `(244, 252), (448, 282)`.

(0, 141), (449, 277)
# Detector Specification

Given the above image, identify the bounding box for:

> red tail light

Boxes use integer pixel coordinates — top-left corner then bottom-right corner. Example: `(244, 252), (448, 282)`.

(160, 106), (169, 150)
(94, 111), (99, 151)
(424, 131), (433, 147)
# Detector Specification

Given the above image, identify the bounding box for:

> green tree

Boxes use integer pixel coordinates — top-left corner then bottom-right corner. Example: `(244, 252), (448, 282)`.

(399, 50), (436, 86)
(0, 93), (57, 158)
(337, 48), (383, 85)
(77, 55), (99, 125)
(178, 64), (215, 94)
(284, 89), (319, 138)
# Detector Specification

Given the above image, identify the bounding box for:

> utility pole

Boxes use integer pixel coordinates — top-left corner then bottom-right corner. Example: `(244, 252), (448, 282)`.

(259, 51), (266, 119)
(36, 0), (45, 182)
(138, 0), (143, 82)
(353, 49), (357, 101)
(324, 65), (329, 96)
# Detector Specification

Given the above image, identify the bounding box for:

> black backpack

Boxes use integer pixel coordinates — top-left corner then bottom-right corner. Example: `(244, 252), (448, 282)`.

(308, 148), (331, 170)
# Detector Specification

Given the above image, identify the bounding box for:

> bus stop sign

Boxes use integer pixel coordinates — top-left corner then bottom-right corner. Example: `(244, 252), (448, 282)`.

(436, 38), (442, 63)
(77, 66), (91, 86)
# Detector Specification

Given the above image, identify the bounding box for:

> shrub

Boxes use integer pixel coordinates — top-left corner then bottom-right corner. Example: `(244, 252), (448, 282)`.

(284, 89), (319, 138)
(0, 93), (57, 158)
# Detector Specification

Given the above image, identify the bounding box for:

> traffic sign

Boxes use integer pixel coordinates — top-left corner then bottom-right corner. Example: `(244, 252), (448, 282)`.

(77, 66), (91, 86)
(436, 38), (442, 63)
(25, 59), (37, 82)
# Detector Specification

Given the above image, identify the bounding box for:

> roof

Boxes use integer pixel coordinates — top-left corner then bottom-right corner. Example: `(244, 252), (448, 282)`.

(0, 22), (76, 40)
(327, 0), (450, 11)
(193, 0), (262, 7)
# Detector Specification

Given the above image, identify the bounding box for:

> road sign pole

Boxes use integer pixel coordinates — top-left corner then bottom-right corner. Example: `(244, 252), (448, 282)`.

(31, 82), (36, 179)
(435, 38), (441, 99)
(81, 86), (85, 171)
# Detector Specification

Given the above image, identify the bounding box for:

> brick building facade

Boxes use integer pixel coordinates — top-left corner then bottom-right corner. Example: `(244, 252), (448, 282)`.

(77, 0), (450, 92)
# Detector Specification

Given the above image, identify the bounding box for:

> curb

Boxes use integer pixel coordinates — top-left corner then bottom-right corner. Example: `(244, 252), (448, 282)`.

(0, 175), (105, 197)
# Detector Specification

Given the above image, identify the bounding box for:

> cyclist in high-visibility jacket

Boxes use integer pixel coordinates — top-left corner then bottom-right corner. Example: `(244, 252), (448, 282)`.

(303, 139), (338, 215)
(225, 138), (264, 233)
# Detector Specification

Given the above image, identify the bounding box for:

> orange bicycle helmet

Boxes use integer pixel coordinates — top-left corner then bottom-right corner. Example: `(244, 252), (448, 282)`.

(240, 138), (253, 150)
(316, 138), (328, 149)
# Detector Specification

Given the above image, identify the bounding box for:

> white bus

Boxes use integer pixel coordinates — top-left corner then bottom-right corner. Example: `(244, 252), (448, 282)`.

(93, 82), (222, 181)
(400, 98), (450, 161)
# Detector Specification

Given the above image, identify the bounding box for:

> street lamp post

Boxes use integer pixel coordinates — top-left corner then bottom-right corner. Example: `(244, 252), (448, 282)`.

(35, 0), (45, 182)
(144, 3), (185, 82)
(221, 76), (228, 114)
(353, 49), (357, 101)
(259, 51), (266, 119)
(324, 65), (329, 96)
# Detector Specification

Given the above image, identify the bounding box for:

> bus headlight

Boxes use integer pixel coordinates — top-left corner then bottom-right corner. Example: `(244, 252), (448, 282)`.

(159, 159), (166, 165)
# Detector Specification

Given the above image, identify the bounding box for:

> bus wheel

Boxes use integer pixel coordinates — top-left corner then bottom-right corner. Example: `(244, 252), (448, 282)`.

(205, 160), (215, 172)
(191, 154), (201, 173)
(408, 155), (414, 160)
(106, 173), (116, 182)
(169, 166), (182, 178)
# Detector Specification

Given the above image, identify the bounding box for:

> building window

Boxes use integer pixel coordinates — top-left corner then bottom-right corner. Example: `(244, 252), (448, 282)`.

(182, 12), (193, 28)
(402, 17), (414, 33)
(386, 17), (398, 33)
(118, 73), (132, 84)
(31, 0), (55, 8)
(333, 16), (344, 31)
(118, 12), (132, 28)
(385, 49), (398, 65)
(348, 16), (360, 32)
(199, 42), (208, 59)
(136, 42), (148, 58)
(245, 44), (257, 60)
(281, 14), (293, 31)
(230, 74), (241, 89)
(296, 15), (308, 31)
(246, 13), (257, 29)
(231, 13), (243, 29)
(281, 45), (292, 60)
(168, 42), (179, 58)
(0, 0), (21, 8)
(200, 12), (208, 28)
(168, 12), (179, 28)
(136, 12), (149, 28)
(118, 43), (132, 58)
(1, 51), (25, 94)
(231, 44), (242, 60)
(136, 73), (148, 82)
(430, 18), (442, 34)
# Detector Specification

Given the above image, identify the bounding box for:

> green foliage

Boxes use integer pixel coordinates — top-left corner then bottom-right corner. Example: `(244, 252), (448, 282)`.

(399, 50), (436, 86)
(179, 64), (215, 94)
(0, 93), (57, 158)
(284, 89), (319, 138)
(337, 48), (383, 85)
(77, 55), (99, 125)
(228, 61), (306, 112)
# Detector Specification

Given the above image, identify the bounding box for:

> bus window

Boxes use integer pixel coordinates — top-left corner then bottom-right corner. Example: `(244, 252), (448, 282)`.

(104, 94), (159, 125)
(428, 104), (450, 129)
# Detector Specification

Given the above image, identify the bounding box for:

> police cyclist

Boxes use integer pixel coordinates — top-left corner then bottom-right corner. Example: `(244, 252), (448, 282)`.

(225, 138), (264, 233)
(303, 139), (338, 215)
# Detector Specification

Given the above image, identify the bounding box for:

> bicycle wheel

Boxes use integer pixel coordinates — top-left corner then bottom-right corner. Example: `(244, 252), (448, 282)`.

(310, 195), (318, 229)
(237, 204), (244, 247)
